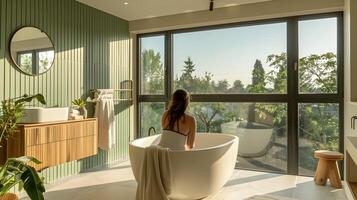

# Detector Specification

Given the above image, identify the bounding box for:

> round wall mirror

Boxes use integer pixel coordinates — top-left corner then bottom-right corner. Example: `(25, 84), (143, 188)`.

(10, 27), (55, 75)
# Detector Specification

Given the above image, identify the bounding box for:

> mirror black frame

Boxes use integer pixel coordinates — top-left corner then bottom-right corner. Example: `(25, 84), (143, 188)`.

(9, 26), (55, 76)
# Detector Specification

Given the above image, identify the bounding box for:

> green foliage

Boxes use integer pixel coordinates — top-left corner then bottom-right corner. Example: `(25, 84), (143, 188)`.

(0, 94), (46, 145)
(0, 156), (45, 200)
(141, 49), (164, 94)
(299, 52), (337, 93)
(247, 59), (266, 93)
(72, 98), (86, 108)
(0, 95), (46, 199)
(190, 103), (225, 132)
(140, 48), (339, 165)
(19, 54), (33, 74)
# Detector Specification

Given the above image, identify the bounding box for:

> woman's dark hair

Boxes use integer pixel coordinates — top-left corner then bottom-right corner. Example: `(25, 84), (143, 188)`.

(166, 89), (190, 130)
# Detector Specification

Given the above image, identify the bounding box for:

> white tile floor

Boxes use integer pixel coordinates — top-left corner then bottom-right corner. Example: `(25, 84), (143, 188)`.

(28, 161), (347, 200)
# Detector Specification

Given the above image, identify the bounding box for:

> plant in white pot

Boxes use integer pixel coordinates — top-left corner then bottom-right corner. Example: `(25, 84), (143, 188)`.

(0, 94), (46, 200)
(72, 98), (87, 119)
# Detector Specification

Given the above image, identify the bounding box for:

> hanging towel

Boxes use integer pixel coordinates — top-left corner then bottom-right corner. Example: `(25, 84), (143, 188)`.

(95, 89), (116, 150)
(136, 145), (172, 200)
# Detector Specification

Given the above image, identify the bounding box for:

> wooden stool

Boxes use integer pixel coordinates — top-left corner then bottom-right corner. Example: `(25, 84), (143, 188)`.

(314, 150), (344, 188)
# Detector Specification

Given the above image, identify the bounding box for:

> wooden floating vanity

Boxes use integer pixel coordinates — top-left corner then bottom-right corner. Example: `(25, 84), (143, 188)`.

(6, 118), (98, 170)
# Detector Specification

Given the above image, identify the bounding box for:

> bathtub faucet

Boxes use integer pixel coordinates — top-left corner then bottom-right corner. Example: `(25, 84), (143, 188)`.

(148, 127), (156, 136)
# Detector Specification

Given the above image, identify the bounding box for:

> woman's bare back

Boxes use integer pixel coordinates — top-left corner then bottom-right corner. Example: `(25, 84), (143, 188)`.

(161, 111), (196, 149)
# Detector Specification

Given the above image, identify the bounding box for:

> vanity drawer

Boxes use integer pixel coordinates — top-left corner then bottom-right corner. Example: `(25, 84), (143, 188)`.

(6, 118), (98, 170)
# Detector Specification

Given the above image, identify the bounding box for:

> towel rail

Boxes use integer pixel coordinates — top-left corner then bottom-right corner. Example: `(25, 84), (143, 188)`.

(89, 87), (133, 103)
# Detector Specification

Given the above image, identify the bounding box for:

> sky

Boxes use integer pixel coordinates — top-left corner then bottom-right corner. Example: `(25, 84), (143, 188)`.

(141, 17), (337, 87)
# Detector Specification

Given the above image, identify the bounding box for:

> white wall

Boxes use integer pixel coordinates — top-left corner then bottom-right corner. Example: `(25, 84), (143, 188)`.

(344, 0), (357, 199)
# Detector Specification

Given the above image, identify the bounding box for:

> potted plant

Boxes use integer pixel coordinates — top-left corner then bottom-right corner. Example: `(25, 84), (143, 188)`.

(0, 94), (46, 200)
(72, 99), (87, 119)
(0, 94), (46, 145)
(0, 156), (45, 200)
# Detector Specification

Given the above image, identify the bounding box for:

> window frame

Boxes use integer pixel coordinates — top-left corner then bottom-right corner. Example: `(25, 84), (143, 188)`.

(17, 47), (54, 75)
(136, 12), (344, 176)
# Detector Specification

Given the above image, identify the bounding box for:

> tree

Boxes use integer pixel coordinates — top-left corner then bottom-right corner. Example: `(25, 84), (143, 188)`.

(266, 53), (287, 93)
(215, 80), (230, 93)
(246, 59), (266, 124)
(19, 54), (33, 74)
(299, 53), (337, 93)
(181, 57), (195, 78)
(191, 103), (225, 132)
(141, 49), (164, 94)
(255, 53), (288, 134)
(140, 50), (165, 135)
(229, 80), (245, 93)
(178, 57), (197, 92)
(247, 59), (266, 93)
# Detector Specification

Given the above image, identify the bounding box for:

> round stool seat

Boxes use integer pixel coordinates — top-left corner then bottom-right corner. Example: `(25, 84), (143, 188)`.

(314, 150), (343, 160)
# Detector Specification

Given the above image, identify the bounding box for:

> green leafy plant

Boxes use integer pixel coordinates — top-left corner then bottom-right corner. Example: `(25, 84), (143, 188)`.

(0, 94), (46, 200)
(0, 156), (45, 200)
(72, 99), (86, 108)
(0, 94), (46, 145)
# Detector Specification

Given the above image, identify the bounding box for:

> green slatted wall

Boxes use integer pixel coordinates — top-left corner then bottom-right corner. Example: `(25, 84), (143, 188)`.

(0, 0), (132, 183)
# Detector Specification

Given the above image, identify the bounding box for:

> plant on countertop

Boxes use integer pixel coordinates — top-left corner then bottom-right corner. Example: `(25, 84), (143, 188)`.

(0, 94), (46, 200)
(0, 94), (46, 145)
(0, 156), (45, 200)
(72, 98), (86, 108)
(72, 98), (87, 119)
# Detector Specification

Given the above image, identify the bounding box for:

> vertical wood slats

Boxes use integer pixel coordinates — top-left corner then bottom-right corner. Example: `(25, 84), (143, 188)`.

(7, 119), (98, 171)
(0, 0), (131, 183)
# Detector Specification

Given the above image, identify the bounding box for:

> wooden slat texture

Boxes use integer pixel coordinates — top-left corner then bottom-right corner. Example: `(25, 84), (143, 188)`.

(7, 119), (98, 171)
(0, 0), (132, 183)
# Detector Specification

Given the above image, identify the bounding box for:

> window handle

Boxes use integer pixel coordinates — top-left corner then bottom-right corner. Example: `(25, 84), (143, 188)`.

(294, 62), (298, 71)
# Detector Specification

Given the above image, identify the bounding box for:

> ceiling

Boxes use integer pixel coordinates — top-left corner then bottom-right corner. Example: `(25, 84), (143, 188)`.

(77, 0), (272, 21)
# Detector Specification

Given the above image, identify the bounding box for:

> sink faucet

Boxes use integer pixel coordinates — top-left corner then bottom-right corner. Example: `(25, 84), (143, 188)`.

(148, 127), (156, 136)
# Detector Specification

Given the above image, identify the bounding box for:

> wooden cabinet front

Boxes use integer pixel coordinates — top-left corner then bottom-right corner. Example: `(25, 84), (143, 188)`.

(6, 118), (98, 170)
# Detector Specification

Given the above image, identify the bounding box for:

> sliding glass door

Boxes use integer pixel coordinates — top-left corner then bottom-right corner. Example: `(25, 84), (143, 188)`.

(136, 12), (343, 176)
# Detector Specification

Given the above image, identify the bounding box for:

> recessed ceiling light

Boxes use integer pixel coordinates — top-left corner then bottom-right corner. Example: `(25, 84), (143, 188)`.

(124, 2), (128, 5)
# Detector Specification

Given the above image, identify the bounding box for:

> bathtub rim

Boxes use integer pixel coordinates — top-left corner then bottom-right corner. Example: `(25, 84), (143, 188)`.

(129, 133), (238, 152)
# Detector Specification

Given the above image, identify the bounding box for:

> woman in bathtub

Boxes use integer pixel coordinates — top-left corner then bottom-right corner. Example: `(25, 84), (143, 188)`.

(159, 89), (197, 150)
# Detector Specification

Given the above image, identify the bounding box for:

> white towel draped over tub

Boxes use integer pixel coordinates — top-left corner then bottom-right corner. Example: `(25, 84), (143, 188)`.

(94, 89), (116, 150)
(136, 145), (172, 200)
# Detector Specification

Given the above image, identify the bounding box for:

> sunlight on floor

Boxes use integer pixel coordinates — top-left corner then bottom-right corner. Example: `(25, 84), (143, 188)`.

(22, 161), (347, 200)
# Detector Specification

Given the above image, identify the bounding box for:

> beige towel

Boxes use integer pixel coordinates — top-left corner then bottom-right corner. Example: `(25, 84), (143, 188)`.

(136, 145), (172, 200)
(95, 98), (115, 150)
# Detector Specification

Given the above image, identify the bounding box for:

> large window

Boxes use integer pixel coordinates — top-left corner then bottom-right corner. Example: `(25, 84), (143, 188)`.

(137, 13), (343, 176)
(173, 23), (287, 94)
(139, 36), (165, 95)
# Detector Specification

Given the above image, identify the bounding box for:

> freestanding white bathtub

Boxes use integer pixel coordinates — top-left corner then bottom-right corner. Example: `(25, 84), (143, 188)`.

(129, 133), (239, 200)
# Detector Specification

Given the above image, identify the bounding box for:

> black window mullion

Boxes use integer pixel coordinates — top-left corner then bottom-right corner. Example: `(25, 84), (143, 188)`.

(138, 95), (167, 102)
(337, 13), (345, 176)
(190, 94), (287, 102)
(298, 94), (340, 103)
(165, 32), (173, 108)
(287, 17), (299, 175)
